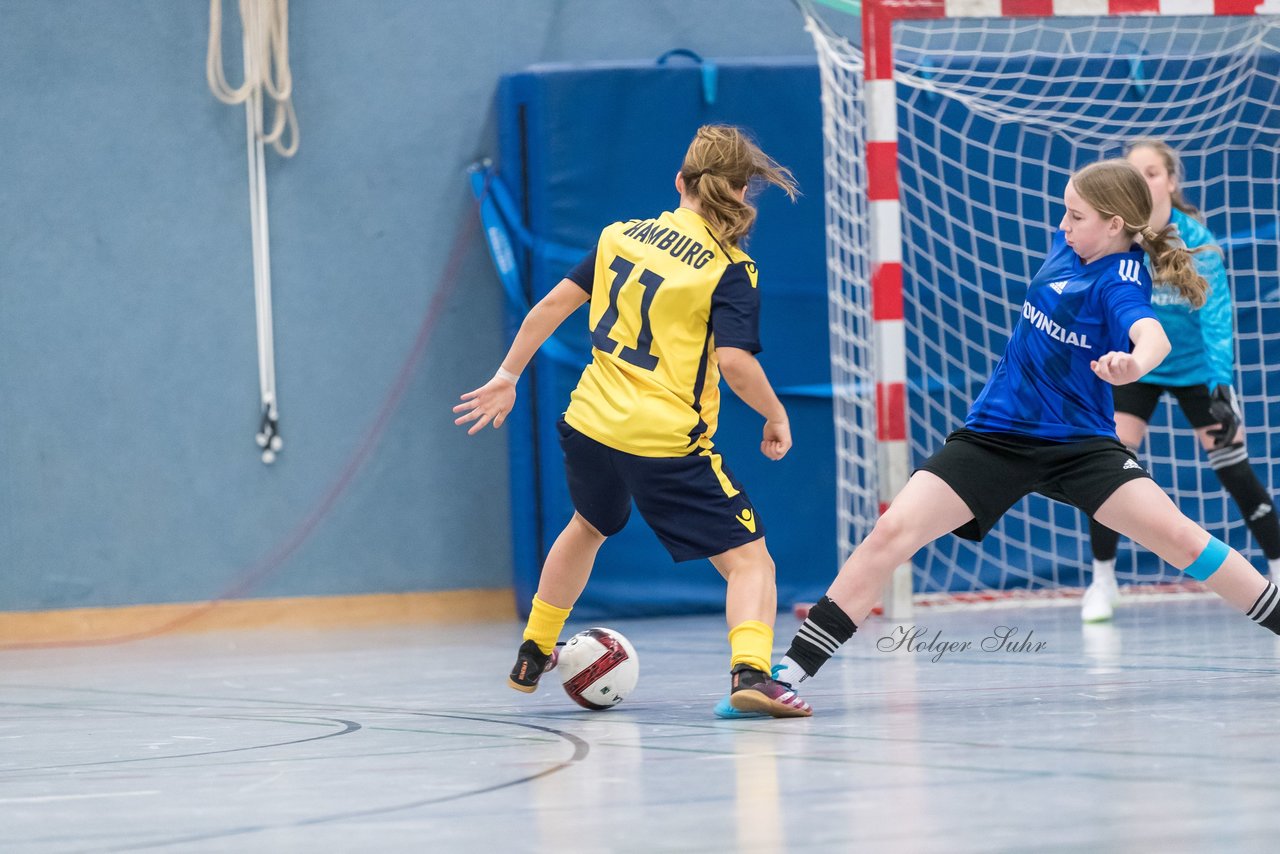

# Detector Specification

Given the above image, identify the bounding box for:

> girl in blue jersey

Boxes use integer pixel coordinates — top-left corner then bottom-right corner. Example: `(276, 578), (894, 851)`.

(1081, 139), (1280, 622)
(455, 126), (811, 718)
(770, 159), (1280, 690)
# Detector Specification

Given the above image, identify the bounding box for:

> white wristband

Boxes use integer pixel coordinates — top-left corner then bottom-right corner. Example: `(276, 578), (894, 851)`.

(495, 367), (520, 385)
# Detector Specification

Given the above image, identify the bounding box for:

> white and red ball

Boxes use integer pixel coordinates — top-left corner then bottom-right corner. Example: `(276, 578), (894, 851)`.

(557, 627), (639, 710)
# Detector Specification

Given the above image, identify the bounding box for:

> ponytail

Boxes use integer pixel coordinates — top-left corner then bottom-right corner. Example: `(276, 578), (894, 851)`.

(680, 125), (798, 247)
(1139, 224), (1212, 308)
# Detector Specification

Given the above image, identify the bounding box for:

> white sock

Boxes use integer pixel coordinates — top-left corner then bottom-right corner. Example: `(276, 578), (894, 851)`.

(1091, 558), (1117, 586)
(773, 655), (808, 684)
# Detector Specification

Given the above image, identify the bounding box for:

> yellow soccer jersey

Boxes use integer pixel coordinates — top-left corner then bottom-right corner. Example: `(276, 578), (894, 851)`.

(562, 207), (762, 457)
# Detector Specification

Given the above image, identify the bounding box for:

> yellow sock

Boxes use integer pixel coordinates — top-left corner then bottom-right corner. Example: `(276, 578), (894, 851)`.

(524, 596), (572, 654)
(728, 620), (773, 674)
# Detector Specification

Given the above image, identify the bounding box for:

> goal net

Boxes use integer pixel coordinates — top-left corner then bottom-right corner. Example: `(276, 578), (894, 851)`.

(806, 4), (1280, 605)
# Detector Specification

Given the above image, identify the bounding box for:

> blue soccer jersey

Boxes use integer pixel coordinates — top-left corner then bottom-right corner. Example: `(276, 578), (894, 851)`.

(966, 231), (1157, 441)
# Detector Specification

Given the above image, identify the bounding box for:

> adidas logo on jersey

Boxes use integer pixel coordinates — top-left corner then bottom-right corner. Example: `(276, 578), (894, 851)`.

(1049, 280), (1068, 294)
(1123, 459), (1142, 471)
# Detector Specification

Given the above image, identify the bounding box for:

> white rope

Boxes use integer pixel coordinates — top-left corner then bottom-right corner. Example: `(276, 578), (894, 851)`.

(207, 0), (298, 156)
(207, 0), (298, 463)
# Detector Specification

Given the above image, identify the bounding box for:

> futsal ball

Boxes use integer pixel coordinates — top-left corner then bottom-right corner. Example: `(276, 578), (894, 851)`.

(557, 627), (639, 710)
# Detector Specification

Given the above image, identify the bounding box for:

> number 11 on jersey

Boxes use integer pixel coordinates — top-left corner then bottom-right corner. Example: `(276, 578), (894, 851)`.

(591, 255), (665, 371)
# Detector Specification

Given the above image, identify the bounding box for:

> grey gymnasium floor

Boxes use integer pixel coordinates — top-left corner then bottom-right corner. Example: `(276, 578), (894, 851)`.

(4, 597), (1280, 853)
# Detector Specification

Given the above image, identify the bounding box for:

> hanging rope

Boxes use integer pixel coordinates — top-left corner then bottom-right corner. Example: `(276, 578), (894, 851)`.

(207, 0), (299, 464)
(207, 0), (298, 156)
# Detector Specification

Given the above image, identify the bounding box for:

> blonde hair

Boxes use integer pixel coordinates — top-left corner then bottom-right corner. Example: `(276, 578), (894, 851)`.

(1125, 137), (1202, 219)
(680, 125), (798, 247)
(1071, 159), (1208, 308)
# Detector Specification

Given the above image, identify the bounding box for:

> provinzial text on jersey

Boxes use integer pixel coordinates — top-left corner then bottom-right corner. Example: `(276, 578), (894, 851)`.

(621, 219), (716, 269)
(1022, 302), (1092, 349)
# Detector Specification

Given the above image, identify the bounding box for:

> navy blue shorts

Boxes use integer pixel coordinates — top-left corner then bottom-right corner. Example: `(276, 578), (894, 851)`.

(916, 428), (1151, 542)
(556, 418), (765, 562)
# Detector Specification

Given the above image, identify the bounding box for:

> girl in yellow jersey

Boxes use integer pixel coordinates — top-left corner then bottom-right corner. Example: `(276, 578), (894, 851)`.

(455, 125), (811, 718)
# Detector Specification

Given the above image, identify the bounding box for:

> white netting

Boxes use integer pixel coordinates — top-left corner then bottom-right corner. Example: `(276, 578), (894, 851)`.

(809, 12), (1280, 596)
(807, 16), (880, 570)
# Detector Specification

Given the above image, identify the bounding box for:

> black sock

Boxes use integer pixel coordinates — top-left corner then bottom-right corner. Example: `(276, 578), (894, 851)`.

(1089, 517), (1120, 563)
(1248, 582), (1280, 634)
(784, 596), (857, 677)
(1213, 456), (1280, 560)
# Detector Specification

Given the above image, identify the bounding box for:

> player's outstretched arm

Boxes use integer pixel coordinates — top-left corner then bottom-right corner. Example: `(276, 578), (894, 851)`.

(454, 279), (589, 435)
(1090, 317), (1170, 386)
(716, 346), (791, 461)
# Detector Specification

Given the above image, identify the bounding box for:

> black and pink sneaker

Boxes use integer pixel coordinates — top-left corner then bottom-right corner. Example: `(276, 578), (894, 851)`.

(728, 663), (812, 718)
(507, 640), (559, 693)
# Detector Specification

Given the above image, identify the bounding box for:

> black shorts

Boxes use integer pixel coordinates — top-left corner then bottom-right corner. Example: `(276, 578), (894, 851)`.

(916, 428), (1151, 542)
(1112, 382), (1216, 428)
(556, 418), (765, 562)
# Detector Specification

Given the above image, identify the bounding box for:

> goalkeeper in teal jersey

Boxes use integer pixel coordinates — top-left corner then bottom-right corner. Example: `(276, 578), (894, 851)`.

(1081, 139), (1280, 623)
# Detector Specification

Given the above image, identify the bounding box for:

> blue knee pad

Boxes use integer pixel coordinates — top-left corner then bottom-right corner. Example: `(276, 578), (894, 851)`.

(1182, 535), (1230, 581)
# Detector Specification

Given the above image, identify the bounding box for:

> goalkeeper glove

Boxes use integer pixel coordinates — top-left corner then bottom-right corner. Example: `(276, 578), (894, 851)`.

(1207, 385), (1242, 448)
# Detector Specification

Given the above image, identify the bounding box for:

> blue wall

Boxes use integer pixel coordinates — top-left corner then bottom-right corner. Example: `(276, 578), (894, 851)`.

(491, 60), (838, 617)
(0, 1), (820, 610)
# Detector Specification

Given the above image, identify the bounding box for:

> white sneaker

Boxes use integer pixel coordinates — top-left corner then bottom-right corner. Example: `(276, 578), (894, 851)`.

(1081, 578), (1119, 623)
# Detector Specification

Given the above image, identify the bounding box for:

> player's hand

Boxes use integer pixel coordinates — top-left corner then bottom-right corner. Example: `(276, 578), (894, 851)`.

(761, 417), (791, 461)
(1207, 384), (1242, 448)
(1090, 351), (1142, 386)
(453, 376), (517, 435)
